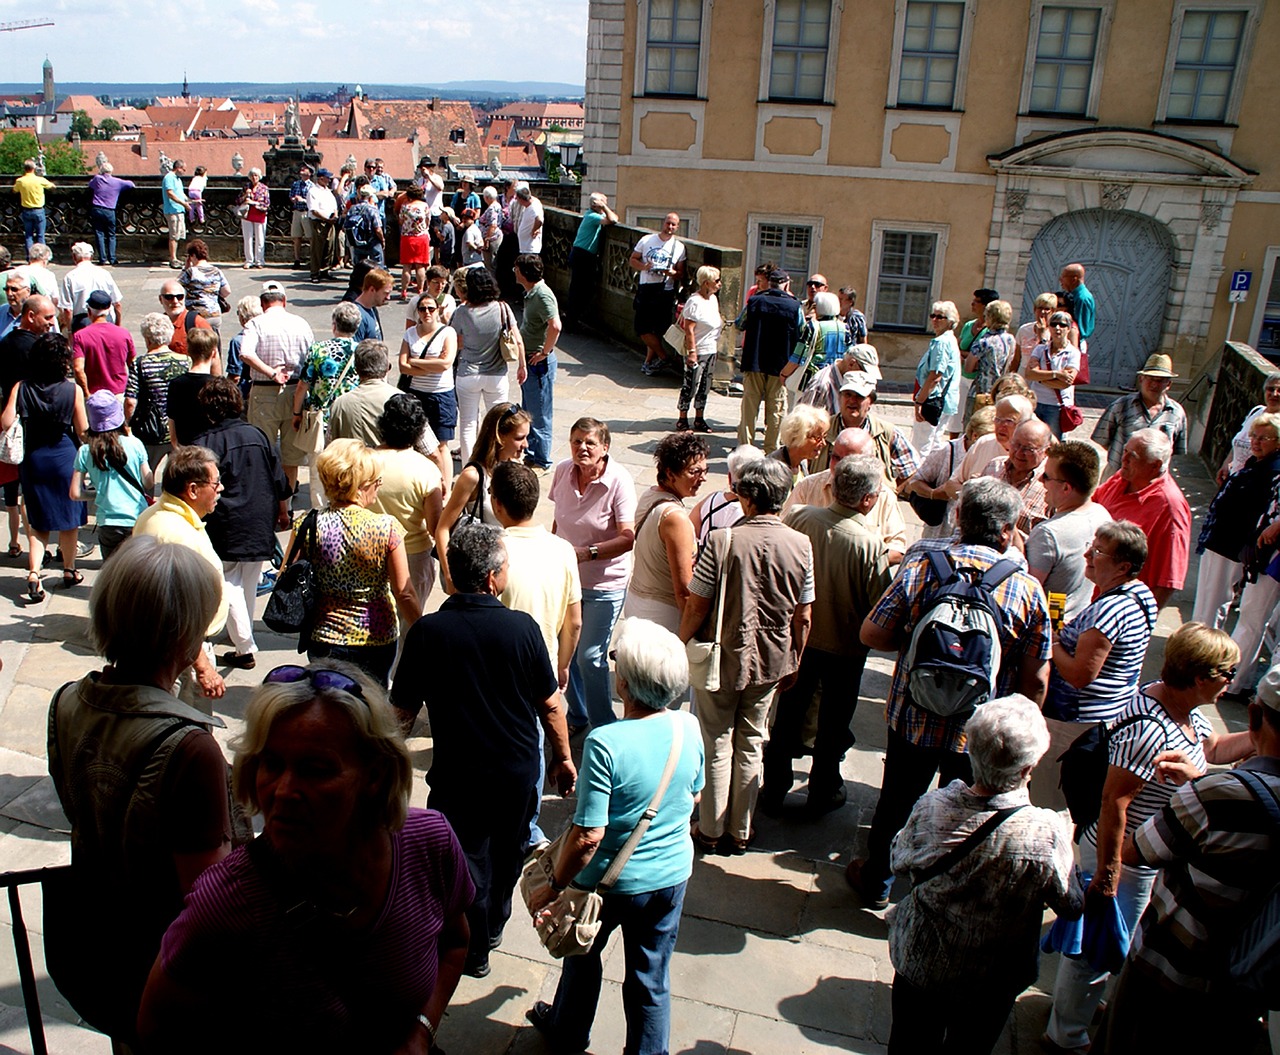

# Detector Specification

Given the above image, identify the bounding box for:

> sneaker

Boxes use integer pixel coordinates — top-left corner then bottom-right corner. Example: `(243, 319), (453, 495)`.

(168, 259), (181, 269)
(641, 361), (657, 376)
(76, 540), (95, 559)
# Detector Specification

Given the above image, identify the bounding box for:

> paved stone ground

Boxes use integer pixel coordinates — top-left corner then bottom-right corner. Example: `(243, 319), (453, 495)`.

(0, 262), (1241, 1054)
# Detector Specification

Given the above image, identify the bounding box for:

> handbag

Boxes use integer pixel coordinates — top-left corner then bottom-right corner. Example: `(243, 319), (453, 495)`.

(1056, 390), (1084, 433)
(663, 322), (687, 354)
(920, 390), (945, 426)
(686, 527), (729, 693)
(262, 510), (320, 652)
(131, 378), (170, 446)
(499, 302), (521, 364)
(520, 716), (685, 959)
(0, 414), (22, 465)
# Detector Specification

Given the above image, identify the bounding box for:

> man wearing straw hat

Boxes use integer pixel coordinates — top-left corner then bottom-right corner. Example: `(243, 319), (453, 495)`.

(1091, 353), (1188, 476)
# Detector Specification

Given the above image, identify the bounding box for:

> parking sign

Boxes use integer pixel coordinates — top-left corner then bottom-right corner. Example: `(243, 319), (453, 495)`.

(1232, 270), (1253, 293)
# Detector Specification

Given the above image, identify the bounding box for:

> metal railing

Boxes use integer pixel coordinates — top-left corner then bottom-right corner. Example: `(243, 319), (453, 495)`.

(0, 864), (73, 1055)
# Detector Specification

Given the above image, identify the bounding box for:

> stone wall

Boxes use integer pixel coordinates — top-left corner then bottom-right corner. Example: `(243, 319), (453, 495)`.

(1199, 341), (1275, 470)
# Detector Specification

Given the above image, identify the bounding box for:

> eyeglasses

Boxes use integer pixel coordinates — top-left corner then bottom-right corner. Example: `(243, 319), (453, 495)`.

(929, 313), (949, 320)
(197, 475), (222, 490)
(363, 476), (383, 488)
(994, 415), (1020, 427)
(1009, 443), (1048, 455)
(161, 293), (183, 302)
(263, 664), (366, 700)
(1087, 545), (1116, 559)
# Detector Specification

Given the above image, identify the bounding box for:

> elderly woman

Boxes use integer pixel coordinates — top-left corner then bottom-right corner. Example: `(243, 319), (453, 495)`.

(525, 617), (705, 1055)
(768, 404), (829, 482)
(297, 438), (422, 686)
(912, 300), (960, 456)
(963, 299), (1015, 422)
(0, 332), (87, 599)
(224, 293), (263, 398)
(1219, 370), (1280, 483)
(45, 536), (232, 1048)
(888, 697), (1082, 1055)
(125, 311), (190, 465)
(678, 458), (813, 854)
(452, 266), (526, 466)
(1013, 292), (1059, 375)
(624, 431), (709, 633)
(178, 239), (231, 332)
(192, 379), (291, 671)
(138, 661), (474, 1054)
(294, 301), (362, 443)
(782, 291), (850, 395)
(549, 417), (637, 730)
(1044, 622), (1254, 1053)
(236, 167), (270, 269)
(1026, 310), (1081, 440)
(400, 290), (459, 494)
(479, 185), (504, 270)
(690, 443), (765, 549)
(370, 394), (444, 611)
(676, 265), (722, 432)
(1192, 411), (1280, 629)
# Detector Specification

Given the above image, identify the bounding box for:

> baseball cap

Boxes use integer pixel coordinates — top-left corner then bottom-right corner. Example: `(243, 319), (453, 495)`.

(86, 390), (124, 432)
(839, 374), (877, 397)
(847, 343), (882, 380)
(261, 281), (286, 295)
(87, 290), (113, 311)
(768, 268), (790, 285)
(315, 168), (333, 178)
(1256, 666), (1280, 711)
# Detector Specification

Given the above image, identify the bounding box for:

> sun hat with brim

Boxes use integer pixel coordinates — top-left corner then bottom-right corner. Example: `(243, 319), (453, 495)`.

(1256, 665), (1280, 711)
(86, 390), (124, 433)
(1137, 353), (1177, 378)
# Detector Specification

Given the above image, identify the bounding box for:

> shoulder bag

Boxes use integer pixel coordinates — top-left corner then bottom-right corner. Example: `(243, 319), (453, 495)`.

(912, 804), (1026, 886)
(908, 442), (955, 527)
(262, 510), (320, 652)
(1056, 389), (1084, 433)
(298, 350), (358, 453)
(520, 715), (685, 959)
(398, 325), (448, 392)
(0, 384), (23, 464)
(498, 301), (521, 364)
(114, 457), (155, 507)
(686, 526), (730, 693)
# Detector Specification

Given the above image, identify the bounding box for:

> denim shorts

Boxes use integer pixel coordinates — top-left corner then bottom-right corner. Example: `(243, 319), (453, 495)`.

(412, 388), (458, 441)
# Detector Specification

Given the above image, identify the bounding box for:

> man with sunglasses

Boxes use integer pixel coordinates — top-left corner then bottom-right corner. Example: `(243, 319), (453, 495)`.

(158, 278), (212, 358)
(801, 274), (827, 320)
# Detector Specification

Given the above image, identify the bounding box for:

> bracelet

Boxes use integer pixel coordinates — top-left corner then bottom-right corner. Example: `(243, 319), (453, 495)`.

(416, 1013), (436, 1047)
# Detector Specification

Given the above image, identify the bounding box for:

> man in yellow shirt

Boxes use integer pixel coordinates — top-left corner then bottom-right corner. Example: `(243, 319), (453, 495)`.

(13, 159), (54, 254)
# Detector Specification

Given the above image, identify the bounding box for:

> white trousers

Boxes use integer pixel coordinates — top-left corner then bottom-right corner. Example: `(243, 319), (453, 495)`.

(1230, 574), (1280, 694)
(223, 560), (264, 655)
(241, 219), (265, 266)
(455, 371), (510, 466)
(1191, 550), (1243, 629)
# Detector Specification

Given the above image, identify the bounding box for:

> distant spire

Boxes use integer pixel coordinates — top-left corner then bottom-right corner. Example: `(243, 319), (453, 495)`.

(182, 71), (189, 100)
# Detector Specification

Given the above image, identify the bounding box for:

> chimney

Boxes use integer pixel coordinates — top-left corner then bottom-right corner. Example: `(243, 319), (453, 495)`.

(431, 96), (440, 111)
(138, 130), (147, 158)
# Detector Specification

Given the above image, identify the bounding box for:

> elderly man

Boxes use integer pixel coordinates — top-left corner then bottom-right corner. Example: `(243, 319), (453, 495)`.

(1092, 353), (1188, 476)
(736, 267), (800, 450)
(71, 290), (135, 398)
(19, 243), (60, 307)
(978, 417), (1052, 537)
(514, 181), (544, 257)
(1094, 427), (1190, 608)
(810, 372), (920, 489)
(158, 278), (212, 358)
(801, 273), (828, 319)
(391, 521), (576, 978)
(160, 160), (188, 268)
(565, 192), (618, 331)
(237, 281), (314, 490)
(87, 163), (135, 266)
(1059, 263), (1095, 345)
(288, 163), (314, 268)
(60, 242), (122, 331)
(783, 426), (909, 563)
(944, 393), (1035, 500)
(763, 457), (891, 815)
(629, 212), (685, 375)
(132, 445), (229, 705)
(307, 168), (340, 282)
(13, 158), (54, 255)
(1026, 440), (1112, 625)
(799, 341), (881, 417)
(887, 697), (1081, 1055)
(0, 271), (30, 339)
(516, 253), (562, 472)
(847, 477), (1052, 909)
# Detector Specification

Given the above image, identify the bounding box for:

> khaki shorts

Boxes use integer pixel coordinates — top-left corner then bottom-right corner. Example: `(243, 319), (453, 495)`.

(166, 212), (187, 241)
(248, 382), (309, 466)
(290, 212), (314, 238)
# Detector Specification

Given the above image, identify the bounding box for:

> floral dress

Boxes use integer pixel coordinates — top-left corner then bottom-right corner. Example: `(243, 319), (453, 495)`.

(299, 337), (359, 417)
(964, 330), (1016, 421)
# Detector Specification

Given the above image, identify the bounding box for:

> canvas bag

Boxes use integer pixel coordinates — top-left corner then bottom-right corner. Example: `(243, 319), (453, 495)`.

(686, 527), (730, 693)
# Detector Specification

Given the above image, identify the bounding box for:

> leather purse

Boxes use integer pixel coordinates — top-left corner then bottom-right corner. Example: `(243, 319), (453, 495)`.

(262, 510), (320, 652)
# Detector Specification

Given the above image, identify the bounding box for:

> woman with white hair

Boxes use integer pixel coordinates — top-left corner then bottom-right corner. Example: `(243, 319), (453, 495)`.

(235, 167), (270, 269)
(689, 443), (764, 550)
(887, 696), (1082, 1055)
(125, 311), (188, 467)
(782, 290), (850, 397)
(479, 185), (504, 270)
(912, 300), (960, 456)
(768, 403), (830, 483)
(675, 265), (722, 432)
(525, 617), (704, 1055)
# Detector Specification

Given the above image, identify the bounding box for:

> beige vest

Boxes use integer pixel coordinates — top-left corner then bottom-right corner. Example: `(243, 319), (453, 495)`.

(629, 487), (686, 605)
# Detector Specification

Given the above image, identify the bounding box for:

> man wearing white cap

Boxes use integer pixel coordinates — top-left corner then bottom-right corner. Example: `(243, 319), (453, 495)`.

(1092, 353), (1188, 476)
(809, 371), (919, 490)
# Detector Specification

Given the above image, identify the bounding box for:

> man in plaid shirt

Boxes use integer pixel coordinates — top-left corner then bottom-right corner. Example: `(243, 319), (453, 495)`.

(846, 477), (1052, 909)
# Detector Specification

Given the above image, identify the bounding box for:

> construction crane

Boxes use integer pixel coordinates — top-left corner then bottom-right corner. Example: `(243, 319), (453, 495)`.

(0, 19), (55, 33)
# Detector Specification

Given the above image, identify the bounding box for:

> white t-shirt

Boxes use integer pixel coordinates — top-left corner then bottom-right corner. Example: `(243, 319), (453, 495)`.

(402, 325), (455, 394)
(306, 184), (338, 220)
(517, 196), (544, 253)
(634, 233), (685, 289)
(1028, 341), (1080, 408)
(680, 292), (722, 355)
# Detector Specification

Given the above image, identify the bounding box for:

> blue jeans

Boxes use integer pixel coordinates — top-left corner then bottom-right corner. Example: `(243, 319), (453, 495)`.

(90, 206), (117, 264)
(21, 208), (45, 254)
(566, 588), (625, 728)
(545, 881), (687, 1055)
(1034, 399), (1064, 440)
(520, 353), (556, 468)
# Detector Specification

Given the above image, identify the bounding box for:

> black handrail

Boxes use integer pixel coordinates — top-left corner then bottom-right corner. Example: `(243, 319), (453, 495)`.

(0, 865), (73, 1055)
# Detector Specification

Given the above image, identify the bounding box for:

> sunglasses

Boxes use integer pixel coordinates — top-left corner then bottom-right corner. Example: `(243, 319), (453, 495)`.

(929, 313), (948, 320)
(417, 303), (438, 313)
(1213, 666), (1239, 682)
(161, 293), (184, 301)
(806, 280), (825, 288)
(501, 403), (523, 421)
(264, 664), (366, 700)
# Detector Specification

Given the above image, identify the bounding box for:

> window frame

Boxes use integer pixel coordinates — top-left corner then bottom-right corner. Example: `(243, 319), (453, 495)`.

(886, 0), (976, 112)
(634, 0), (714, 100)
(867, 220), (950, 333)
(625, 208), (699, 240)
(746, 213), (824, 285)
(1018, 1), (1115, 119)
(756, 0), (844, 106)
(1155, 0), (1261, 127)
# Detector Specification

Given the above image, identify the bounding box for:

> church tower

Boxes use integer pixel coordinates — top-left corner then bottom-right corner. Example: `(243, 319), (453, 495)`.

(42, 57), (53, 104)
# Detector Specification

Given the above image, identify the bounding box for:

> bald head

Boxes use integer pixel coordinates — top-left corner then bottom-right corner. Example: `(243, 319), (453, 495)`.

(20, 294), (55, 334)
(1060, 263), (1085, 290)
(834, 427), (873, 459)
(159, 280), (185, 317)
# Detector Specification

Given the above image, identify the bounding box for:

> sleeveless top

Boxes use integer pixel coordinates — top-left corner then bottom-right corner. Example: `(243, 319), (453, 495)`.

(629, 487), (685, 605)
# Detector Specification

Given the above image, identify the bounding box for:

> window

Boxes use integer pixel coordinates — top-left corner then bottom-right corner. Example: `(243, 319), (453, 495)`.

(875, 231), (937, 329)
(629, 211), (696, 238)
(897, 2), (964, 108)
(1029, 6), (1101, 115)
(757, 222), (813, 278)
(1166, 9), (1245, 122)
(769, 0), (831, 102)
(644, 0), (704, 97)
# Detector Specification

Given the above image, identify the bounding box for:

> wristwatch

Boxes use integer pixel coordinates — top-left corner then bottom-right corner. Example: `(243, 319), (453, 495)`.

(588, 545), (599, 561)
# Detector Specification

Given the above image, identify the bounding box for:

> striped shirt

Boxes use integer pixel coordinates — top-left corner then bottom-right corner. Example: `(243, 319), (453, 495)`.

(869, 543), (1052, 753)
(1130, 758), (1280, 992)
(1082, 688), (1214, 848)
(1046, 582), (1158, 722)
(1092, 392), (1189, 474)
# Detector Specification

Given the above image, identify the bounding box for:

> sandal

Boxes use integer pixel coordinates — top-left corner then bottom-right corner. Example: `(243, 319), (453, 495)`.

(693, 418), (713, 433)
(26, 574), (44, 602)
(6, 543), (20, 558)
(676, 417), (691, 431)
(62, 568), (84, 587)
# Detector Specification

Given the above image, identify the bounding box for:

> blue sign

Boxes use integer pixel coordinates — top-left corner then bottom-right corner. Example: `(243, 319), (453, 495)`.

(1232, 270), (1253, 292)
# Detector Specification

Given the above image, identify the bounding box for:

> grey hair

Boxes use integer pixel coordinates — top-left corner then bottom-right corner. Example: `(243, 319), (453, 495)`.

(931, 300), (960, 328)
(1095, 519), (1148, 577)
(99, 162), (113, 174)
(812, 291), (840, 317)
(1265, 371), (1280, 389)
(139, 312), (175, 349)
(332, 301), (362, 336)
(481, 186), (498, 202)
(958, 477), (1022, 549)
(1128, 427), (1172, 473)
(726, 443), (764, 485)
(447, 522), (507, 594)
(354, 339), (391, 379)
(831, 456), (882, 508)
(90, 535), (222, 674)
(612, 617), (690, 711)
(965, 695), (1050, 792)
(236, 294), (263, 325)
(71, 241), (95, 262)
(27, 243), (51, 264)
(589, 192), (608, 209)
(734, 458), (793, 514)
(778, 404), (829, 450)
(996, 394), (1034, 422)
(248, 166), (262, 178)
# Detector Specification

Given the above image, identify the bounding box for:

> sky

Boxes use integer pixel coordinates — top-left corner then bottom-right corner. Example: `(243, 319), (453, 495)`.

(0, 0), (589, 88)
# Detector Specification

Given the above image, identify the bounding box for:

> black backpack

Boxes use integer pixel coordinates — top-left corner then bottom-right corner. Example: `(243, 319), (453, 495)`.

(1057, 711), (1167, 840)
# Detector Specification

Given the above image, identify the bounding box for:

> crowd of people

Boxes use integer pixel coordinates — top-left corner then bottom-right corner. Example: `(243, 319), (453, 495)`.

(1, 197), (1278, 1055)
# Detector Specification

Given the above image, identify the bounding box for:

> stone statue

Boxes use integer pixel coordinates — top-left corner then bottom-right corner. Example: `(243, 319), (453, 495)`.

(284, 98), (301, 138)
(158, 151), (173, 175)
(489, 155), (502, 179)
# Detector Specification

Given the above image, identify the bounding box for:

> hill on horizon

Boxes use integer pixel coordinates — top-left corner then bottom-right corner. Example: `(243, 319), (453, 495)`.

(0, 80), (585, 102)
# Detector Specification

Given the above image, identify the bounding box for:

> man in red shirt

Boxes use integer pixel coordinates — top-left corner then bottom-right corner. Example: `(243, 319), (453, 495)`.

(1094, 427), (1190, 608)
(71, 289), (136, 396)
(159, 278), (212, 358)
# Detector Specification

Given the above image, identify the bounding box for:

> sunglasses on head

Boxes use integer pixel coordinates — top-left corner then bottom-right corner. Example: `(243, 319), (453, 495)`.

(263, 665), (366, 700)
(501, 403), (522, 421)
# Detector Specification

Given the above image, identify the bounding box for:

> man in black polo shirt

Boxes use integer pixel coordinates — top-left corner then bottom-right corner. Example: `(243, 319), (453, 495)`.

(391, 521), (576, 979)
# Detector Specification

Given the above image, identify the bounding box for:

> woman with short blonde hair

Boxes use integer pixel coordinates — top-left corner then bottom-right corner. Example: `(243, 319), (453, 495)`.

(912, 300), (961, 456)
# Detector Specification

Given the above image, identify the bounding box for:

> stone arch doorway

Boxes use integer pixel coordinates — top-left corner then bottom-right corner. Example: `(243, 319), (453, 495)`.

(1021, 208), (1174, 389)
